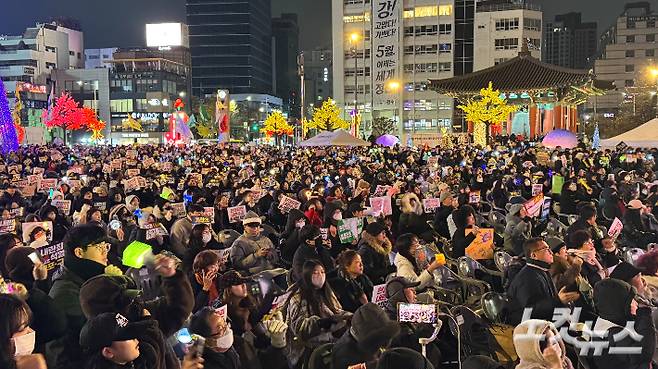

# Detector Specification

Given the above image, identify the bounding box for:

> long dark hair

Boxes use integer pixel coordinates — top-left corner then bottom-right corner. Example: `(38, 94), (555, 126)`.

(0, 294), (32, 369)
(188, 223), (210, 250)
(395, 233), (420, 273)
(291, 259), (340, 316)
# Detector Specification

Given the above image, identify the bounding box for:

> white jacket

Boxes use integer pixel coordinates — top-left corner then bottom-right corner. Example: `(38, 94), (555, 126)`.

(394, 253), (434, 289)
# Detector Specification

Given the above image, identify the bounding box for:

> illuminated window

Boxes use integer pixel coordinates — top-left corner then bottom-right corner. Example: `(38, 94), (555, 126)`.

(403, 6), (440, 18)
(343, 12), (370, 23)
(403, 10), (415, 18)
(438, 5), (452, 16)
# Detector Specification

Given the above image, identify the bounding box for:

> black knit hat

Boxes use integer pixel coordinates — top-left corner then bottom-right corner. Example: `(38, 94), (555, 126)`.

(610, 262), (641, 283)
(350, 303), (400, 353)
(377, 347), (434, 369)
(80, 275), (141, 319)
(80, 312), (147, 351)
(365, 221), (386, 237)
(63, 223), (107, 255)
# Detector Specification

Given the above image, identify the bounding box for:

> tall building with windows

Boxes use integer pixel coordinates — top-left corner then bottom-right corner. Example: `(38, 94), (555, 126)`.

(332, 0), (456, 137)
(304, 48), (333, 114)
(272, 13), (300, 118)
(473, 0), (542, 71)
(591, 2), (658, 112)
(186, 0), (273, 96)
(543, 13), (597, 69)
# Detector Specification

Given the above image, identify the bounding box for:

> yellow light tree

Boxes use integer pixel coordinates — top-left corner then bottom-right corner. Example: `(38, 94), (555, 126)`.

(261, 111), (294, 145)
(307, 98), (350, 132)
(458, 81), (518, 147)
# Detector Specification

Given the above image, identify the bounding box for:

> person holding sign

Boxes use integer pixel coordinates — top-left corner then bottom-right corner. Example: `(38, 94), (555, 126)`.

(398, 193), (433, 243)
(0, 184), (26, 209)
(451, 205), (480, 258)
(292, 225), (335, 283)
(393, 234), (444, 290)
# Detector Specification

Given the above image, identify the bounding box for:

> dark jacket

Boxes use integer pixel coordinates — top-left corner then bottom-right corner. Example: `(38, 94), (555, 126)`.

(328, 269), (374, 313)
(358, 235), (394, 285)
(331, 330), (377, 369)
(566, 219), (604, 249)
(292, 242), (335, 282)
(451, 227), (476, 258)
(200, 347), (241, 369)
(433, 205), (454, 239)
(506, 259), (563, 325)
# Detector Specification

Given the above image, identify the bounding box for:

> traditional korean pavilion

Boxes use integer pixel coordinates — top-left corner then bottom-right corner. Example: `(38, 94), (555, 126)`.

(428, 45), (613, 137)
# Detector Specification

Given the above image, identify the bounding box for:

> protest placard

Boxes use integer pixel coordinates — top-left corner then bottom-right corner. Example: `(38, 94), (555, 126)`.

(465, 228), (495, 260)
(145, 224), (169, 240)
(170, 202), (187, 217)
(524, 194), (544, 218)
(124, 177), (140, 192)
(32, 167), (44, 176)
(8, 165), (21, 174)
(51, 200), (71, 215)
(373, 185), (391, 197)
(541, 197), (552, 220)
(469, 191), (481, 204)
(9, 207), (24, 219)
(552, 175), (564, 194)
(142, 157), (155, 169)
(422, 198), (441, 213)
(94, 202), (107, 211)
(320, 228), (328, 240)
(228, 206), (247, 223)
(0, 219), (16, 234)
(337, 218), (364, 243)
(67, 166), (84, 175)
(398, 303), (437, 324)
(532, 184), (543, 196)
(22, 221), (53, 243)
(371, 284), (388, 309)
(38, 179), (57, 193)
(37, 242), (65, 271)
(27, 174), (41, 185)
(191, 216), (213, 226)
(19, 185), (35, 197)
(278, 195), (301, 214)
(203, 207), (215, 219)
(369, 196), (392, 216)
(126, 168), (140, 178)
(271, 292), (292, 310)
(67, 179), (82, 189)
(608, 217), (623, 239)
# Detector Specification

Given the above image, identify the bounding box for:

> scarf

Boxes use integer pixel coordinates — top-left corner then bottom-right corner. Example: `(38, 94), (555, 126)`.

(567, 249), (607, 279)
(63, 255), (107, 282)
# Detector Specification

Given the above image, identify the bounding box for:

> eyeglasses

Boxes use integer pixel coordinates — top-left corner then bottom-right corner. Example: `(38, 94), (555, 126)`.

(88, 241), (110, 253)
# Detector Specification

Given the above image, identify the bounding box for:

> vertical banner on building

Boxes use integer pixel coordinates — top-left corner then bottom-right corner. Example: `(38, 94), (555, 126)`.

(216, 90), (230, 143)
(371, 0), (401, 110)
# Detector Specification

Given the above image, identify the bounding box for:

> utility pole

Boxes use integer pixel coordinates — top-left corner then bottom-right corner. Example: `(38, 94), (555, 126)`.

(297, 52), (305, 141)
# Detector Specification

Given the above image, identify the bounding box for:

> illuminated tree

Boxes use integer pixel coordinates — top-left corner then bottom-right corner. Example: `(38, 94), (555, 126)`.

(307, 99), (349, 132)
(11, 86), (25, 143)
(458, 82), (518, 147)
(261, 111), (293, 145)
(43, 92), (85, 130)
(0, 81), (19, 154)
(82, 107), (106, 142)
(371, 116), (395, 137)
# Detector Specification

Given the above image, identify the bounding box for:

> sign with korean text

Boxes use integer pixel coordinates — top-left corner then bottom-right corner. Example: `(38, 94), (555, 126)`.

(38, 179), (57, 193)
(124, 177), (140, 192)
(371, 0), (401, 109)
(465, 228), (495, 260)
(532, 184), (543, 196)
(608, 217), (623, 239)
(278, 195), (301, 214)
(145, 223), (169, 240)
(37, 242), (65, 271)
(170, 202), (187, 218)
(21, 221), (53, 243)
(372, 284), (388, 309)
(337, 217), (364, 243)
(523, 194), (544, 218)
(423, 198), (441, 213)
(51, 200), (71, 215)
(0, 219), (16, 234)
(469, 191), (481, 204)
(369, 196), (392, 216)
(227, 205), (247, 223)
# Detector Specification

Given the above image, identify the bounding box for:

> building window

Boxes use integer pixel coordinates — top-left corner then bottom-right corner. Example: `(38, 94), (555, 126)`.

(439, 24), (452, 34)
(627, 21), (636, 29)
(110, 99), (134, 113)
(87, 55), (100, 60)
(647, 49), (655, 57)
(495, 18), (519, 31)
(627, 35), (635, 43)
(413, 25), (438, 36)
(625, 79), (635, 87)
(648, 20), (656, 28)
(439, 43), (451, 53)
(343, 12), (370, 23)
(524, 18), (542, 31)
(495, 38), (518, 50)
(626, 64), (635, 72)
(626, 50), (635, 57)
(438, 5), (452, 16)
(403, 6), (439, 18)
(439, 62), (451, 72)
(648, 34), (656, 42)
(69, 51), (75, 56)
(494, 58), (510, 65)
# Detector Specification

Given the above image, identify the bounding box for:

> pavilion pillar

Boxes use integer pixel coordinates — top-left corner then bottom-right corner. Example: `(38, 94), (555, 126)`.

(555, 104), (564, 130)
(529, 105), (538, 138)
(467, 120), (473, 133)
(571, 106), (578, 133)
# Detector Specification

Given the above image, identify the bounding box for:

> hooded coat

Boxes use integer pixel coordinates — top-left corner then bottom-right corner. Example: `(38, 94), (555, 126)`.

(504, 204), (532, 256)
(513, 320), (574, 369)
(357, 231), (394, 285)
(398, 193), (432, 242)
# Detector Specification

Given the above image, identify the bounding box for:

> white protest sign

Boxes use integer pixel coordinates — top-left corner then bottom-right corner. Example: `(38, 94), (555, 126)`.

(227, 205), (247, 223)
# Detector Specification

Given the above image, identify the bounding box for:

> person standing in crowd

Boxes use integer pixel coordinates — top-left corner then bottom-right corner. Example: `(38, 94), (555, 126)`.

(329, 249), (373, 313)
(47, 224), (113, 369)
(358, 222), (395, 285)
(230, 212), (277, 275)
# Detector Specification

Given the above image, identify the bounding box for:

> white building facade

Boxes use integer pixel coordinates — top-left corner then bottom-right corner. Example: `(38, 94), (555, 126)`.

(473, 1), (542, 71)
(85, 48), (118, 69)
(333, 0), (456, 137)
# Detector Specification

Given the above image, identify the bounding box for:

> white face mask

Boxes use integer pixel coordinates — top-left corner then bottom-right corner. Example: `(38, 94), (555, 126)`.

(202, 233), (212, 244)
(12, 331), (35, 357)
(215, 328), (234, 350)
(296, 220), (306, 229)
(311, 274), (325, 289)
(333, 213), (343, 221)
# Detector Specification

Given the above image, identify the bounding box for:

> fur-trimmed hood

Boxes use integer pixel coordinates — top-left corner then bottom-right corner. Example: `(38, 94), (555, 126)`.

(401, 192), (423, 215)
(360, 231), (392, 255)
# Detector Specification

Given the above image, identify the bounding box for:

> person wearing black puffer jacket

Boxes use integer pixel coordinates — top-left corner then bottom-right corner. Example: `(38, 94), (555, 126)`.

(591, 278), (656, 369)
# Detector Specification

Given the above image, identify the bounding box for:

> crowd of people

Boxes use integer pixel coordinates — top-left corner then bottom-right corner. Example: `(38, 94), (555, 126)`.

(1, 136), (658, 369)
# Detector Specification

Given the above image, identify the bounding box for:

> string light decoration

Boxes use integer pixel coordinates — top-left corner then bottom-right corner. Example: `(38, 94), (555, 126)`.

(458, 81), (518, 147)
(11, 85), (25, 143)
(0, 81), (19, 154)
(306, 98), (350, 132)
(592, 123), (600, 150)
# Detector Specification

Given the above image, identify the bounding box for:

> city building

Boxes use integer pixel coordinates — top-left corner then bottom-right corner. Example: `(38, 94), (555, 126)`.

(543, 13), (597, 70)
(105, 48), (191, 144)
(186, 0), (273, 96)
(230, 93), (283, 141)
(51, 68), (111, 142)
(332, 0), (457, 137)
(473, 0), (542, 71)
(589, 2), (658, 113)
(272, 13), (300, 118)
(85, 48), (118, 69)
(303, 48), (333, 116)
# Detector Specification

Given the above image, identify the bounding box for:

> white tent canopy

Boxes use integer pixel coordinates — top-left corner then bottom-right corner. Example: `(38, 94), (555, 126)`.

(601, 118), (658, 148)
(298, 129), (370, 147)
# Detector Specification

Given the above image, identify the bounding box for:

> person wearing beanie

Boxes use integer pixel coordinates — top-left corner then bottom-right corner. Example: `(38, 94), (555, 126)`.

(376, 347), (434, 369)
(592, 279), (655, 369)
(331, 303), (400, 369)
(358, 221), (395, 285)
(230, 211), (277, 274)
(47, 223), (115, 369)
(170, 203), (206, 257)
(4, 247), (67, 351)
(280, 208), (308, 263)
(432, 191), (457, 239)
(609, 261), (645, 296)
(125, 194), (140, 213)
(512, 319), (573, 369)
(292, 224), (335, 283)
(503, 203), (532, 256)
(79, 254), (193, 369)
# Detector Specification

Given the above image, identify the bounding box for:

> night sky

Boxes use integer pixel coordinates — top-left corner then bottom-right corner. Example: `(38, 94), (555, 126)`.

(1, 0), (657, 51)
